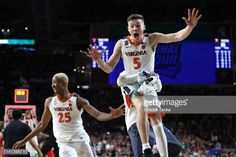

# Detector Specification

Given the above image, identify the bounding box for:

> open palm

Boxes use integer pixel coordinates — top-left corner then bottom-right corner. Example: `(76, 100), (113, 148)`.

(87, 45), (105, 60)
(110, 104), (125, 119)
(182, 8), (202, 28)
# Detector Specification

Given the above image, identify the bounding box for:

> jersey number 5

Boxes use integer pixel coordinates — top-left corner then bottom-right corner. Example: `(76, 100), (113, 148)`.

(133, 57), (141, 69)
(58, 112), (72, 123)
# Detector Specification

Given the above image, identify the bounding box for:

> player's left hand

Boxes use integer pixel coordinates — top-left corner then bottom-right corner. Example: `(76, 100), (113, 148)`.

(182, 8), (202, 28)
(13, 140), (26, 149)
(109, 104), (125, 119)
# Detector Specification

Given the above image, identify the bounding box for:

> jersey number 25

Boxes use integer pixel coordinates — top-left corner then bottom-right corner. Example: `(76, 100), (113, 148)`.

(58, 112), (72, 123)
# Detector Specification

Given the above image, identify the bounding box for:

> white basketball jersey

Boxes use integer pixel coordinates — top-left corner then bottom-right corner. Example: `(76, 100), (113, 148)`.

(49, 93), (90, 143)
(120, 35), (157, 130)
(121, 34), (156, 76)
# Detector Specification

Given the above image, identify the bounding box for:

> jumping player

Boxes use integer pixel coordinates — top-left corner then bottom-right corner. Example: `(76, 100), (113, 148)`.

(87, 8), (201, 157)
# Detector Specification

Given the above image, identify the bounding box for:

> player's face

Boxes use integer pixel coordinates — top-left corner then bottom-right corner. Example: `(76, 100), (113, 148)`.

(0, 121), (3, 131)
(25, 110), (31, 117)
(128, 19), (145, 40)
(51, 77), (65, 95)
(7, 109), (13, 119)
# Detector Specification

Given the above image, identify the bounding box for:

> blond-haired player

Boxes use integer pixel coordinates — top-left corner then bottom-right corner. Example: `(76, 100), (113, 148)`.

(13, 73), (124, 157)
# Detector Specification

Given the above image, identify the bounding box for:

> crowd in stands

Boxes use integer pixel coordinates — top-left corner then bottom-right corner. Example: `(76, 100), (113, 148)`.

(82, 114), (236, 157)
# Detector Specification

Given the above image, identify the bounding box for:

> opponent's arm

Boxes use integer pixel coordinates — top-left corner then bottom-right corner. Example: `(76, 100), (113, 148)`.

(13, 98), (52, 149)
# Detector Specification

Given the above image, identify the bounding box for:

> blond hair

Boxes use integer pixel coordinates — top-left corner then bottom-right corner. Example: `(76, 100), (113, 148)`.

(53, 73), (69, 85)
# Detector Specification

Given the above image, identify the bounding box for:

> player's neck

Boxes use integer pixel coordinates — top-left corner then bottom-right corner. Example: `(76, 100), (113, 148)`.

(128, 36), (143, 46)
(131, 36), (143, 42)
(58, 90), (70, 100)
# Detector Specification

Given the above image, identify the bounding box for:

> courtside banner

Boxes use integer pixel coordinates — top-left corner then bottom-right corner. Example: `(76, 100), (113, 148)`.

(143, 96), (236, 113)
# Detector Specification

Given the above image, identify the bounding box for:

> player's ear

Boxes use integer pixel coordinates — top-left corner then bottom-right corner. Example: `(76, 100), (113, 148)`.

(144, 25), (146, 31)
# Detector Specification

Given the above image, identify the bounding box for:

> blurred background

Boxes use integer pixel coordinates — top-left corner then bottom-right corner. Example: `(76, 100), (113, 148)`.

(0, 0), (236, 156)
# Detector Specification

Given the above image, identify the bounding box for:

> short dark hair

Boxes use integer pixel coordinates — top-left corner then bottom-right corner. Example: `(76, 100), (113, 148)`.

(12, 110), (22, 120)
(127, 14), (144, 23)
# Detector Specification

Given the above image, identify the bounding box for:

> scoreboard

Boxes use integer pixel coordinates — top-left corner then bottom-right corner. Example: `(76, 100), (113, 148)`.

(14, 89), (29, 104)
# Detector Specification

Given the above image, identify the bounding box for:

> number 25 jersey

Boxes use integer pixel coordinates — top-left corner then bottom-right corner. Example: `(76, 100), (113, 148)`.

(49, 93), (90, 143)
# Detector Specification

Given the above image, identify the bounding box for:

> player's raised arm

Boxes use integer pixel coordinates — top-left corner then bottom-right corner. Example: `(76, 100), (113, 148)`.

(77, 96), (125, 121)
(150, 8), (202, 45)
(13, 97), (52, 149)
(87, 39), (122, 73)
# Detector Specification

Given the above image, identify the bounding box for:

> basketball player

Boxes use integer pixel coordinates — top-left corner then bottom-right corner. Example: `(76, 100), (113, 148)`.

(87, 8), (201, 157)
(13, 73), (125, 157)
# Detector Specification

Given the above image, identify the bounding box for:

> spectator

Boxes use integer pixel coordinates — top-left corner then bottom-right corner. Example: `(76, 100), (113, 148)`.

(3, 110), (42, 157)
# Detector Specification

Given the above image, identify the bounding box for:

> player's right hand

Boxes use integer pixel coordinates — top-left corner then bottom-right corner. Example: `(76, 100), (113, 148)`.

(12, 140), (26, 149)
(86, 44), (105, 61)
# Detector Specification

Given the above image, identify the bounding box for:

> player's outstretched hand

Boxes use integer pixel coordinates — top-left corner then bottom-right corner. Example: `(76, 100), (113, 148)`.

(82, 44), (105, 61)
(109, 104), (125, 119)
(182, 8), (202, 28)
